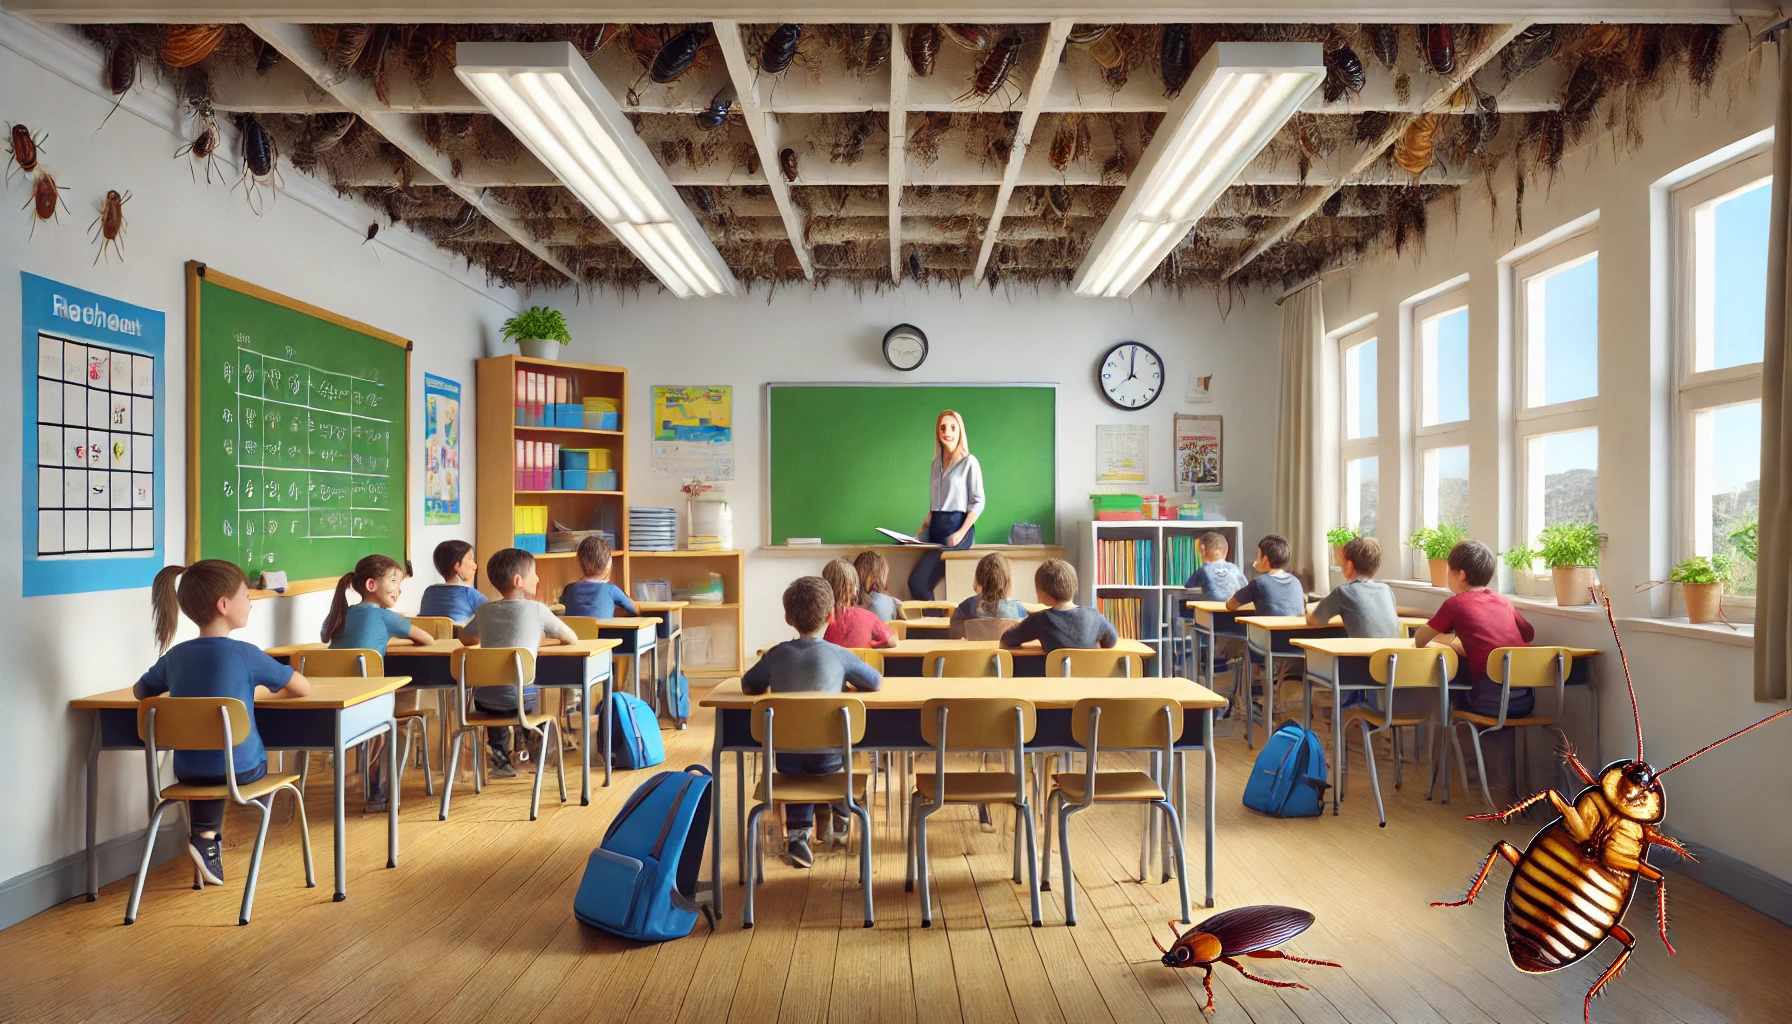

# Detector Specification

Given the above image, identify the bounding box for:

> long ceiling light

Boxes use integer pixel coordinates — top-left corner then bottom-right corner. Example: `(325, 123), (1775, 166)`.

(455, 41), (737, 298)
(1073, 43), (1324, 299)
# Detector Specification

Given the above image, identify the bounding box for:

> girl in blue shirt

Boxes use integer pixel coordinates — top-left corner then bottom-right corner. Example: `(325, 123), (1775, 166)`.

(322, 553), (435, 653)
(560, 536), (637, 618)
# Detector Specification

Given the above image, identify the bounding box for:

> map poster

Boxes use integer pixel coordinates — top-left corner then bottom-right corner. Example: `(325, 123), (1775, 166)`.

(1095, 423), (1148, 483)
(651, 385), (734, 481)
(1176, 413), (1223, 493)
(423, 373), (460, 525)
(20, 272), (166, 596)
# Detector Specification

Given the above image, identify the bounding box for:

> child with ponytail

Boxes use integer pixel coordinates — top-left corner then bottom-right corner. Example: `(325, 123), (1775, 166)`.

(321, 553), (435, 654)
(134, 560), (312, 887)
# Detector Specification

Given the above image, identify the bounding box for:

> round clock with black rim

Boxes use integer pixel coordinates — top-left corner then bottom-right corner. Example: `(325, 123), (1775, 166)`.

(882, 323), (928, 371)
(1099, 341), (1164, 410)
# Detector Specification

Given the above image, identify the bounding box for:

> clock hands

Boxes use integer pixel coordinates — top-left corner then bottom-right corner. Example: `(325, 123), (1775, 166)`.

(1126, 346), (1137, 381)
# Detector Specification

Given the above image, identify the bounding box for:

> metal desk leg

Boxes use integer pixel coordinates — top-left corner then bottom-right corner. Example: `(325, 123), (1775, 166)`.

(387, 719), (399, 869)
(736, 750), (747, 883)
(709, 723), (725, 919)
(1332, 679), (1344, 815)
(601, 673), (614, 788)
(85, 714), (101, 901)
(1203, 708), (1216, 908)
(580, 677), (593, 804)
(333, 717), (348, 901)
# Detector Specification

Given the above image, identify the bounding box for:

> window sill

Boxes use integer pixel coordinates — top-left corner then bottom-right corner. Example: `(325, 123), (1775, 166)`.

(1619, 617), (1754, 648)
(1385, 580), (1609, 620)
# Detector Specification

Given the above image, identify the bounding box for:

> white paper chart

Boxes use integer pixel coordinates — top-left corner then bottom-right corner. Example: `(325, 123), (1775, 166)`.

(34, 333), (157, 555)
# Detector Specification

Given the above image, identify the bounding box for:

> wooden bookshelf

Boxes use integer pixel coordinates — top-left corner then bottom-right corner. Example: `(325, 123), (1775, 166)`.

(475, 355), (628, 602)
(623, 549), (745, 678)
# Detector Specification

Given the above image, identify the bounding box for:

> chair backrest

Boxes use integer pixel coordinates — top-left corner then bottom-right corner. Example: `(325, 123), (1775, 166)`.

(1488, 646), (1574, 688)
(137, 696), (250, 752)
(1366, 646), (1457, 686)
(409, 616), (456, 640)
(845, 648), (884, 673)
(1069, 697), (1179, 780)
(919, 697), (1037, 750)
(748, 697), (866, 749)
(924, 648), (1013, 677)
(1046, 648), (1142, 678)
(952, 617), (1020, 641)
(560, 616), (602, 640)
(451, 648), (537, 726)
(296, 648), (383, 677)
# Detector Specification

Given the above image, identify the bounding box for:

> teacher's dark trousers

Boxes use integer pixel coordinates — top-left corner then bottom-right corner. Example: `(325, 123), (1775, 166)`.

(907, 511), (973, 600)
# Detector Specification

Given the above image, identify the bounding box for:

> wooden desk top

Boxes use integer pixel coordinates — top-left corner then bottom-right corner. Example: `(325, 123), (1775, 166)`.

(900, 601), (959, 616)
(634, 601), (689, 612)
(72, 676), (413, 711)
(701, 675), (1225, 710)
(1292, 637), (1604, 659)
(1188, 599), (1429, 617)
(1238, 614), (1430, 631)
(264, 638), (621, 658)
(754, 637), (1156, 659)
(574, 616), (662, 628)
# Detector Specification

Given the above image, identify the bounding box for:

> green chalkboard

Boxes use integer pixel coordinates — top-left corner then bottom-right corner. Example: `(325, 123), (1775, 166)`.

(188, 265), (409, 584)
(768, 385), (1055, 545)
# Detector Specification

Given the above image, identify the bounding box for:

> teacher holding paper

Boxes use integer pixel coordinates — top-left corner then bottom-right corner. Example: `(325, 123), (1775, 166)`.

(909, 409), (984, 600)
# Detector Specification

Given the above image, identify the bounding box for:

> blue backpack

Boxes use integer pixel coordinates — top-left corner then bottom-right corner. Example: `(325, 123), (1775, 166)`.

(574, 764), (714, 941)
(1242, 721), (1329, 818)
(665, 671), (690, 726)
(608, 691), (665, 770)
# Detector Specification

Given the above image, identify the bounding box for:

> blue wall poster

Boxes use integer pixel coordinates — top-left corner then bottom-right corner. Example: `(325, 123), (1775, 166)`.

(19, 272), (167, 596)
(423, 372), (461, 525)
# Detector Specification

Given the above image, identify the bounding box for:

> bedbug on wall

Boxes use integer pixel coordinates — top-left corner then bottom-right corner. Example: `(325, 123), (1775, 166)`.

(6, 122), (45, 185)
(1160, 24), (1194, 97)
(695, 85), (734, 131)
(960, 33), (1022, 103)
(1323, 45), (1365, 103)
(89, 189), (130, 264)
(1422, 25), (1455, 76)
(759, 24), (803, 75)
(175, 101), (225, 183)
(24, 169), (70, 238)
(651, 25), (710, 84)
(907, 24), (940, 77)
(1153, 906), (1341, 1016)
(1433, 591), (1792, 1024)
(778, 147), (798, 182)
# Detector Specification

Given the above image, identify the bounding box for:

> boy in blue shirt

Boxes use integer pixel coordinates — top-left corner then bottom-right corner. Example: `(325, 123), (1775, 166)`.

(136, 560), (312, 886)
(418, 539), (487, 624)
(1185, 531), (1247, 600)
(560, 536), (637, 618)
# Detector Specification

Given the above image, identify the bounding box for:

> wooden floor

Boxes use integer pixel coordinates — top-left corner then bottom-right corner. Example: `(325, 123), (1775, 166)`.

(7, 696), (1791, 1024)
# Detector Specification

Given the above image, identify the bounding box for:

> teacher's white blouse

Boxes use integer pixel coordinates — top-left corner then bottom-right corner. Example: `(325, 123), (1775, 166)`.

(929, 453), (986, 514)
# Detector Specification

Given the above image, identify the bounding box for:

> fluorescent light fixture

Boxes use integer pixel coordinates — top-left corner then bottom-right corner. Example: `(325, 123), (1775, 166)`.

(1072, 43), (1324, 298)
(455, 41), (737, 298)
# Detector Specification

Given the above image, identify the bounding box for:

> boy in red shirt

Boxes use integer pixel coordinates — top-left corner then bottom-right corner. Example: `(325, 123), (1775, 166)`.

(820, 559), (897, 650)
(1412, 540), (1537, 717)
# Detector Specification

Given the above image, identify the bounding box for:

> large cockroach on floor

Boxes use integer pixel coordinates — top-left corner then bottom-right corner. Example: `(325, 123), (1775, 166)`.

(960, 33), (1022, 103)
(237, 114), (281, 214)
(175, 102), (225, 183)
(907, 24), (940, 77)
(1323, 45), (1365, 103)
(99, 36), (137, 130)
(778, 147), (798, 182)
(1161, 25), (1194, 97)
(759, 24), (802, 76)
(6, 122), (45, 185)
(1152, 906), (1341, 1016)
(24, 169), (70, 238)
(651, 25), (710, 84)
(89, 189), (130, 264)
(695, 85), (734, 131)
(1433, 591), (1792, 1024)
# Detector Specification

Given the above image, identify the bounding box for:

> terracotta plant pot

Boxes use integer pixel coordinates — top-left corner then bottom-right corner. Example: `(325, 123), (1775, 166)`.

(1682, 582), (1724, 624)
(518, 337), (561, 360)
(1552, 566), (1598, 606)
(1428, 557), (1450, 588)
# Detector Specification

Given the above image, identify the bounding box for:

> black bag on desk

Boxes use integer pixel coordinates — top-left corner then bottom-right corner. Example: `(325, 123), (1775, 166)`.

(1008, 523), (1043, 545)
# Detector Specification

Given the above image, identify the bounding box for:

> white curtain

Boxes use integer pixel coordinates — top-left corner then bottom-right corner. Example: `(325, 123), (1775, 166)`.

(1274, 282), (1330, 595)
(1758, 32), (1792, 702)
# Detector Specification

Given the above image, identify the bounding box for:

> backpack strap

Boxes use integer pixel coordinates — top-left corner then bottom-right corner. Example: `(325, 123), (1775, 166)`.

(650, 777), (697, 860)
(603, 771), (673, 845)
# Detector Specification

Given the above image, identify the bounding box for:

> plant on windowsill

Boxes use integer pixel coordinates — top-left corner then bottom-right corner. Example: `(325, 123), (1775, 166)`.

(502, 306), (572, 361)
(1730, 512), (1758, 565)
(1536, 521), (1603, 607)
(1326, 526), (1359, 568)
(1409, 524), (1467, 588)
(1502, 543), (1547, 599)
(1668, 554), (1733, 626)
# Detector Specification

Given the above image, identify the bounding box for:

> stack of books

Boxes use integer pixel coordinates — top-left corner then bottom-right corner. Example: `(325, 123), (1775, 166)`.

(1168, 533), (1200, 587)
(629, 507), (677, 551)
(514, 505), (548, 554)
(1097, 597), (1144, 639)
(513, 369), (583, 427)
(515, 440), (559, 490)
(1096, 538), (1155, 585)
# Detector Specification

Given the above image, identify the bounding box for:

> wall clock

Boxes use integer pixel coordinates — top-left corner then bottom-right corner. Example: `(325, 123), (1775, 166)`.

(883, 323), (928, 371)
(1099, 341), (1164, 410)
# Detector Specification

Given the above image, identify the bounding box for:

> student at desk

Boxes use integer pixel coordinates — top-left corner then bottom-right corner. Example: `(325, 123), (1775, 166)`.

(1412, 540), (1535, 717)
(418, 540), (486, 625)
(1225, 534), (1306, 616)
(462, 547), (579, 778)
(1307, 537), (1401, 638)
(322, 554), (435, 653)
(136, 560), (312, 887)
(1001, 559), (1117, 652)
(561, 536), (637, 618)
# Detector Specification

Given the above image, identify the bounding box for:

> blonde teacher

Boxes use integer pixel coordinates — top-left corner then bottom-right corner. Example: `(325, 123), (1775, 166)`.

(909, 409), (984, 600)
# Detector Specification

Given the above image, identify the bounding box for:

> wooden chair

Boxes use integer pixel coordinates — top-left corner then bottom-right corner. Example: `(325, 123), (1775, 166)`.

(440, 648), (565, 821)
(742, 697), (874, 929)
(950, 617), (1021, 641)
(125, 697), (313, 926)
(844, 648), (885, 674)
(841, 648), (889, 826)
(1446, 647), (1573, 811)
(1341, 647), (1458, 827)
(294, 649), (433, 798)
(1042, 697), (1190, 927)
(1046, 649), (1144, 677)
(907, 698), (1041, 927)
(923, 648), (1014, 677)
(409, 616), (456, 640)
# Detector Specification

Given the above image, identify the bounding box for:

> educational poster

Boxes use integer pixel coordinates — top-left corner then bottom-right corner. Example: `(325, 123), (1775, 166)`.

(1185, 370), (1215, 403)
(1176, 414), (1223, 492)
(1095, 424), (1148, 483)
(423, 373), (461, 525)
(651, 384), (734, 481)
(20, 272), (166, 596)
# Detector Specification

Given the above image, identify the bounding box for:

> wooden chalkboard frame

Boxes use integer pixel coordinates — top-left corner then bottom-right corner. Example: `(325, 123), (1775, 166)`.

(185, 262), (413, 598)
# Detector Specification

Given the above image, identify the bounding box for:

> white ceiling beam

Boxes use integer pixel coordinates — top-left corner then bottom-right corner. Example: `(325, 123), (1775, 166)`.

(1222, 20), (1536, 279)
(970, 19), (1073, 283)
(713, 19), (813, 279)
(242, 19), (581, 281)
(886, 21), (905, 282)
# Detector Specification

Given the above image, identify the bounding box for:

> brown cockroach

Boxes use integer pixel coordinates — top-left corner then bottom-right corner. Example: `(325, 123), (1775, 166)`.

(24, 169), (70, 238)
(1501, 25), (1557, 82)
(778, 147), (798, 182)
(941, 24), (991, 52)
(1153, 907), (1341, 1015)
(362, 222), (379, 244)
(1579, 24), (1628, 59)
(1562, 58), (1605, 120)
(574, 24), (619, 59)
(88, 189), (130, 264)
(1046, 184), (1072, 218)
(759, 24), (802, 75)
(6, 122), (44, 184)
(1422, 25), (1455, 76)
(1393, 113), (1438, 175)
(1366, 25), (1401, 69)
(907, 250), (923, 279)
(907, 24), (940, 77)
(651, 24), (710, 84)
(1434, 592), (1792, 1024)
(695, 85), (734, 131)
(1048, 113), (1090, 173)
(160, 24), (227, 69)
(863, 25), (891, 73)
(99, 37), (137, 130)
(237, 114), (281, 214)
(960, 33), (1022, 103)
(1161, 24), (1194, 97)
(831, 118), (874, 165)
(1323, 45), (1365, 103)
(327, 24), (371, 78)
(174, 103), (224, 183)
(686, 185), (716, 215)
(986, 134), (1011, 166)
(255, 39), (283, 75)
(1101, 144), (1129, 185)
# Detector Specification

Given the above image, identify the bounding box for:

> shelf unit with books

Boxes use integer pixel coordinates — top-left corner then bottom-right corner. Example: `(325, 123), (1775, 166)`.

(1078, 519), (1245, 676)
(622, 549), (745, 678)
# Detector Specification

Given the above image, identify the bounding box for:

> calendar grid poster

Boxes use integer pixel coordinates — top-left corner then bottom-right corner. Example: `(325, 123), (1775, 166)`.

(20, 272), (166, 596)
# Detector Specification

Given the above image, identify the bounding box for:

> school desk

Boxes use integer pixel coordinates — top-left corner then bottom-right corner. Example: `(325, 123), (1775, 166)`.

(1234, 614), (1432, 748)
(267, 638), (621, 797)
(751, 637), (1158, 677)
(887, 603), (1051, 640)
(697, 675), (1228, 919)
(584, 616), (663, 714)
(72, 676), (409, 903)
(897, 600), (959, 619)
(1290, 637), (1604, 815)
(636, 601), (688, 727)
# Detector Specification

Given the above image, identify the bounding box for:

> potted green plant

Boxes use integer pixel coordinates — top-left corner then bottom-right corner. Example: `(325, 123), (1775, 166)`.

(1730, 512), (1758, 565)
(502, 306), (572, 361)
(1536, 521), (1602, 606)
(1407, 525), (1465, 587)
(1407, 527), (1437, 584)
(1502, 543), (1545, 598)
(1326, 526), (1359, 569)
(1669, 554), (1732, 624)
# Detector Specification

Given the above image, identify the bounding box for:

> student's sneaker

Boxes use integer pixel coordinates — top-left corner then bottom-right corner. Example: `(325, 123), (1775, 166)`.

(188, 834), (224, 886)
(823, 805), (851, 849)
(520, 728), (545, 772)
(786, 828), (815, 869)
(487, 750), (518, 779)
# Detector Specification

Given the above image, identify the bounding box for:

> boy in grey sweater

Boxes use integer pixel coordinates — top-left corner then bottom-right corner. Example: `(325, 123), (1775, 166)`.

(1001, 559), (1119, 652)
(741, 576), (882, 867)
(461, 547), (579, 777)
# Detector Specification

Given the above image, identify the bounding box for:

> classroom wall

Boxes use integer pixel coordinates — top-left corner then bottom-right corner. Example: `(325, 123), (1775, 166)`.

(0, 19), (517, 914)
(1318, 42), (1792, 890)
(561, 285), (1283, 655)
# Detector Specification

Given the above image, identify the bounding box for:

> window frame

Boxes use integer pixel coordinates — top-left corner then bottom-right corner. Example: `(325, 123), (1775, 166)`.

(1411, 291), (1472, 568)
(1513, 232), (1601, 546)
(1338, 323), (1379, 537)
(1672, 153), (1768, 618)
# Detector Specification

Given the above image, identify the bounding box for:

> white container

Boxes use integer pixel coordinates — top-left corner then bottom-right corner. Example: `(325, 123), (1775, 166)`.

(689, 499), (733, 549)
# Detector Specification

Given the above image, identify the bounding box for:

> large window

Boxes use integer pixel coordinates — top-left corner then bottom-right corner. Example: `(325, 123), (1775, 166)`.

(1515, 234), (1599, 544)
(1338, 323), (1379, 538)
(1413, 290), (1472, 575)
(1676, 155), (1768, 600)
